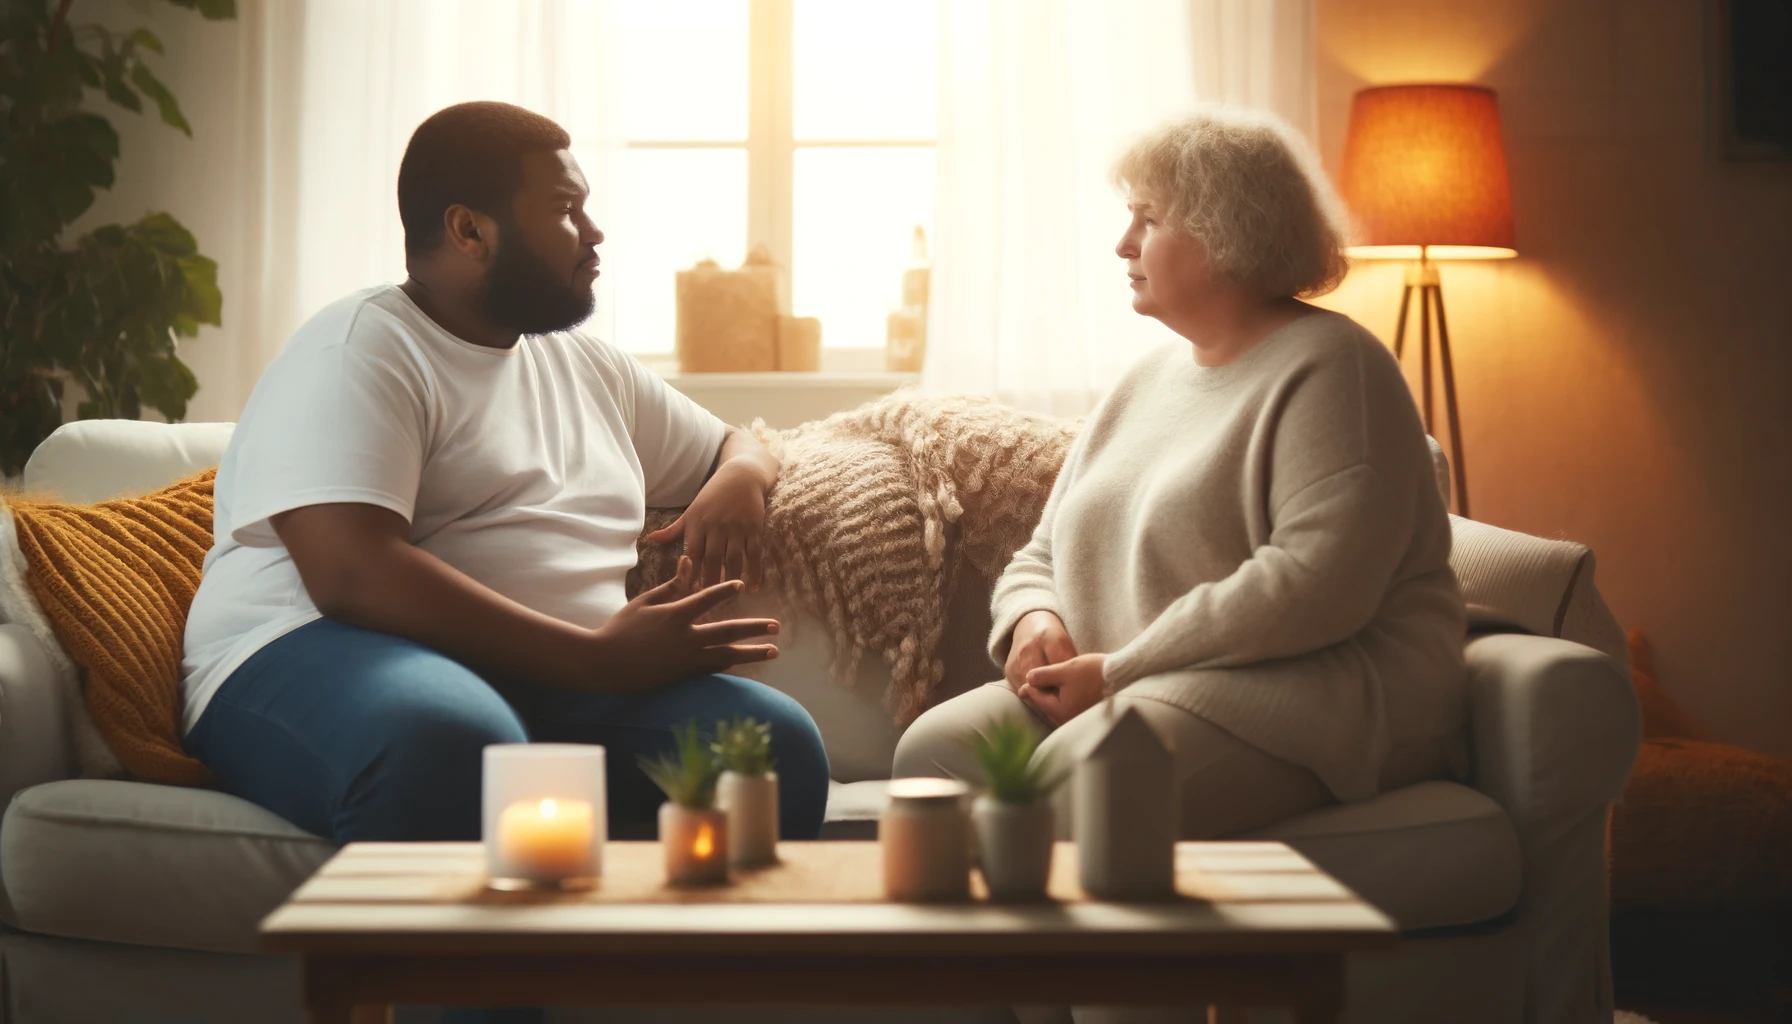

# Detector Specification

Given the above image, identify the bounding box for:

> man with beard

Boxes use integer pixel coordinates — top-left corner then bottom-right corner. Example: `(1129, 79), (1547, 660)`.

(180, 102), (829, 853)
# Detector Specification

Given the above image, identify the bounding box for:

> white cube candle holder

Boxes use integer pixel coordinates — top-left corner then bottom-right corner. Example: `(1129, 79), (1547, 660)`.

(483, 744), (606, 890)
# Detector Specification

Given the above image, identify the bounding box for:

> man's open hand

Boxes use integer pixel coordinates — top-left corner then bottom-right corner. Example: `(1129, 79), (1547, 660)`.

(591, 556), (779, 690)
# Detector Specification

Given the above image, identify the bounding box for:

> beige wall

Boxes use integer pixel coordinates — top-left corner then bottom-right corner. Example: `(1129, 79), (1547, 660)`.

(1311, 0), (1792, 759)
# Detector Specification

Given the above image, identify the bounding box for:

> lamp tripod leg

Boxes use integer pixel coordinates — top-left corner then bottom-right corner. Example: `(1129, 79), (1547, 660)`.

(1419, 287), (1434, 435)
(1429, 284), (1469, 518)
(1392, 285), (1414, 360)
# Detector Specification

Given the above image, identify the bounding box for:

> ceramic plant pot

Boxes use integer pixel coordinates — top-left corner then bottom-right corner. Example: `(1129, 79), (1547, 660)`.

(718, 770), (779, 867)
(972, 795), (1054, 901)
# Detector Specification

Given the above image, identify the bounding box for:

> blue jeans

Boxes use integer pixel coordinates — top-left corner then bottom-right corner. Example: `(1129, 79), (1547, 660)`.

(187, 618), (830, 844)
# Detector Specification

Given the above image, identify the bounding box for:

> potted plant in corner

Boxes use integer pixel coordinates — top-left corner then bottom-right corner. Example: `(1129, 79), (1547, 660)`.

(0, 0), (236, 476)
(713, 716), (778, 867)
(968, 717), (1061, 902)
(641, 721), (728, 886)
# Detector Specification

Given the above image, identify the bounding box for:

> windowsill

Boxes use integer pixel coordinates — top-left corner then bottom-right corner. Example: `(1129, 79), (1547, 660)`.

(642, 349), (920, 428)
(636, 346), (898, 376)
(657, 370), (919, 388)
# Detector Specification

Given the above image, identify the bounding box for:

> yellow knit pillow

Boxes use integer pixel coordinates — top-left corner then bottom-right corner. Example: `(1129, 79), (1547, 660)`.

(6, 471), (216, 786)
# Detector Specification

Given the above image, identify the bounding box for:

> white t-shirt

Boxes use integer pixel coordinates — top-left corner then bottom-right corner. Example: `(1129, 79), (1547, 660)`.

(180, 285), (726, 732)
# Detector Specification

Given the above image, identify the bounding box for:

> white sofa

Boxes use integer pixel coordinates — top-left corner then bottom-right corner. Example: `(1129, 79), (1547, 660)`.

(0, 420), (1642, 1024)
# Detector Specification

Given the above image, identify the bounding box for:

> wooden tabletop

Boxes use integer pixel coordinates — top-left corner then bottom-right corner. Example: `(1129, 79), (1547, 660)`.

(261, 840), (1396, 959)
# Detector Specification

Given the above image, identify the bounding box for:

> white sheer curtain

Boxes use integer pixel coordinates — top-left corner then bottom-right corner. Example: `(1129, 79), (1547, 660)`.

(286, 1), (625, 344)
(922, 0), (1317, 415)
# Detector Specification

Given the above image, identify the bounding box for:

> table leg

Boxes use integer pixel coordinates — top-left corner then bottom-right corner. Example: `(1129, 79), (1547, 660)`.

(1289, 956), (1346, 1024)
(304, 1001), (388, 1024)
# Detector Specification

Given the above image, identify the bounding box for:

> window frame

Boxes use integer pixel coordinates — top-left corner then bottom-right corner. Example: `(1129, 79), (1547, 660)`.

(624, 0), (935, 328)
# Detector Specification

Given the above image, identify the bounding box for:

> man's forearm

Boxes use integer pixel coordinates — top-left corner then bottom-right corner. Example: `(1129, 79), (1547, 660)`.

(316, 538), (597, 690)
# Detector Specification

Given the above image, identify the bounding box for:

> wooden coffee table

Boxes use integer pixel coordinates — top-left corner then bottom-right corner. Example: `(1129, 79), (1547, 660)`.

(260, 840), (1394, 1023)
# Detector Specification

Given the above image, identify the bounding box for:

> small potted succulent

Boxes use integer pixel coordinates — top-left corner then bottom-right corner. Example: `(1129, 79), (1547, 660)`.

(642, 721), (728, 886)
(713, 716), (779, 867)
(968, 717), (1061, 902)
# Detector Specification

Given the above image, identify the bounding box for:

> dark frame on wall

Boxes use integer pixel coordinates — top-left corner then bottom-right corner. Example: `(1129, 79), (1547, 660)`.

(1717, 0), (1792, 159)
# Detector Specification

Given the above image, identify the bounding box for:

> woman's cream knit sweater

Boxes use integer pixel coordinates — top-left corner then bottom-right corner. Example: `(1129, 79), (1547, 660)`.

(989, 310), (1467, 801)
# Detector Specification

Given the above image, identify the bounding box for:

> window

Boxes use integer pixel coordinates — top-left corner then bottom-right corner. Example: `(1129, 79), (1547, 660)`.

(607, 0), (937, 354)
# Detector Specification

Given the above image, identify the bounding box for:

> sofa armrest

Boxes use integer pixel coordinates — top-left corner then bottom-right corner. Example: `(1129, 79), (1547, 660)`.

(0, 624), (71, 803)
(1465, 631), (1641, 1024)
(1466, 632), (1641, 831)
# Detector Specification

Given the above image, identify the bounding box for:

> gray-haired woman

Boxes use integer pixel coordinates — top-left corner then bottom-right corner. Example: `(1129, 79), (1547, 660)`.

(894, 106), (1466, 836)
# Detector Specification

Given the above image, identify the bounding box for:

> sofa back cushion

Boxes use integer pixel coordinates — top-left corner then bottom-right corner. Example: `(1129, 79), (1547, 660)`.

(22, 421), (235, 503)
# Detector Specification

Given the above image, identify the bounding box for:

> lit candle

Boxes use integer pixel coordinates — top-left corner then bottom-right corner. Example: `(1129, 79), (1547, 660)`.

(496, 798), (596, 883)
(660, 804), (730, 886)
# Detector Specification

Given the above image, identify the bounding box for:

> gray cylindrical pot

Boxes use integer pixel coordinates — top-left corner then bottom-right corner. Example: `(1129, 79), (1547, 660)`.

(972, 795), (1054, 901)
(717, 770), (779, 867)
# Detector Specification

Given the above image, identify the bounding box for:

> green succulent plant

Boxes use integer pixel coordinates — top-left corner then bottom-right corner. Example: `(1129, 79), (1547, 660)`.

(640, 720), (721, 809)
(970, 716), (1061, 805)
(711, 716), (775, 776)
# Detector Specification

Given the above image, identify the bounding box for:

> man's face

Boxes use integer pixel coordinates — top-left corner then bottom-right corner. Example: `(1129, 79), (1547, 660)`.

(481, 149), (604, 336)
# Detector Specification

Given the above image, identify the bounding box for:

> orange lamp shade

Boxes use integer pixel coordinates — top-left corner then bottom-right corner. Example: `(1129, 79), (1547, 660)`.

(1339, 84), (1516, 260)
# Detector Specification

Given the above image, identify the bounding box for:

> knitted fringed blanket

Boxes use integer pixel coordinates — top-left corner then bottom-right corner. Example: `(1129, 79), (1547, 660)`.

(630, 393), (1078, 723)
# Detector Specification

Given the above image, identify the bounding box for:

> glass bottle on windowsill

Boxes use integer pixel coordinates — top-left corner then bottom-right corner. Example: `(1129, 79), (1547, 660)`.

(886, 226), (930, 373)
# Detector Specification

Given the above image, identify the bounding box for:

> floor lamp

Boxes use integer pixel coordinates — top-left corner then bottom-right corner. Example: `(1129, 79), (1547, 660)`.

(1338, 84), (1518, 519)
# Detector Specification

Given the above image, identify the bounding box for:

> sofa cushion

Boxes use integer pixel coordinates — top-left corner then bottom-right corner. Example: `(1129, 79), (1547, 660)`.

(1246, 780), (1522, 931)
(21, 420), (235, 503)
(0, 780), (332, 955)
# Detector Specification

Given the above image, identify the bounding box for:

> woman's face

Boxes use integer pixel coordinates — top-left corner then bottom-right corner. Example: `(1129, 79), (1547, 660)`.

(1115, 192), (1221, 325)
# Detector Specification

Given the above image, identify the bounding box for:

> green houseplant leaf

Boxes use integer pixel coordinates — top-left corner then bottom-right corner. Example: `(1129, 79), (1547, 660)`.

(711, 716), (775, 776)
(640, 721), (722, 810)
(970, 717), (1062, 805)
(129, 63), (188, 135)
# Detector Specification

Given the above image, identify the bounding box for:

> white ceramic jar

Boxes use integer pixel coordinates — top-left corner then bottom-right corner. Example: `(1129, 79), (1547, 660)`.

(718, 770), (779, 867)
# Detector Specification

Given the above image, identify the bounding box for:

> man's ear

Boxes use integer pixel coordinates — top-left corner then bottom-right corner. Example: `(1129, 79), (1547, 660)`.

(441, 204), (496, 261)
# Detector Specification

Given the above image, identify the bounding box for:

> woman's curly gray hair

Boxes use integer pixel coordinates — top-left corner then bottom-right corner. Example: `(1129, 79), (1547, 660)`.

(1113, 106), (1351, 298)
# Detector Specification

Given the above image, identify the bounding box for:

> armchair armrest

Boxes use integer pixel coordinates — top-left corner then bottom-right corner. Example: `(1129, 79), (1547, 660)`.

(0, 624), (71, 803)
(1465, 631), (1642, 1024)
(1466, 632), (1641, 832)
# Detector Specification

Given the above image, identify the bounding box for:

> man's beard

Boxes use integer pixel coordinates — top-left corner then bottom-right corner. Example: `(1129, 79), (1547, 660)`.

(479, 222), (595, 336)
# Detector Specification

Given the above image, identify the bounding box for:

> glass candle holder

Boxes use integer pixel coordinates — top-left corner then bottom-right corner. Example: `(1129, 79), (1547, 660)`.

(881, 777), (971, 902)
(660, 803), (730, 886)
(483, 744), (606, 890)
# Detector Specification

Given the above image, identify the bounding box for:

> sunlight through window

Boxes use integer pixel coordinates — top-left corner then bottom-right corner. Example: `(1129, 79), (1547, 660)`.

(610, 0), (937, 354)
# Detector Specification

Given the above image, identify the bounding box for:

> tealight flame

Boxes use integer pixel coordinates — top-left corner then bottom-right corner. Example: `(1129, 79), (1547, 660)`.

(539, 798), (558, 818)
(693, 822), (715, 858)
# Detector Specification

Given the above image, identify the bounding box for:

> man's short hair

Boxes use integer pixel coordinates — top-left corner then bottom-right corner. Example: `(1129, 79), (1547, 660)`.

(1113, 106), (1350, 299)
(397, 101), (571, 258)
